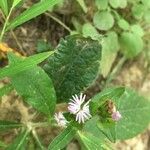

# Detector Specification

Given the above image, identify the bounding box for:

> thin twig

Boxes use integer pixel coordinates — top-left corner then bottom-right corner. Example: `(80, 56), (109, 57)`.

(104, 56), (126, 88)
(32, 130), (46, 150)
(45, 12), (72, 33)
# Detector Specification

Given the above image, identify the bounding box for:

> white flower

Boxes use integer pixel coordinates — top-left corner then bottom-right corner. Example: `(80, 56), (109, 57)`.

(111, 111), (122, 121)
(68, 93), (91, 123)
(54, 112), (68, 127)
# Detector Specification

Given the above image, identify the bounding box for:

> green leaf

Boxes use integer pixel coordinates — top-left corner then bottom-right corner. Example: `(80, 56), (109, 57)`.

(6, 0), (62, 30)
(37, 40), (53, 53)
(48, 125), (77, 150)
(144, 10), (150, 23)
(11, 66), (56, 116)
(109, 0), (120, 8)
(78, 131), (104, 150)
(0, 51), (53, 79)
(0, 120), (22, 131)
(8, 53), (56, 116)
(6, 130), (29, 150)
(132, 3), (146, 19)
(119, 0), (127, 8)
(101, 31), (119, 77)
(93, 11), (114, 31)
(44, 35), (101, 102)
(76, 0), (88, 13)
(83, 116), (105, 139)
(118, 19), (129, 30)
(106, 88), (150, 140)
(12, 0), (22, 7)
(90, 87), (125, 115)
(0, 0), (8, 16)
(82, 23), (100, 40)
(130, 24), (144, 37)
(95, 0), (108, 10)
(0, 83), (13, 98)
(119, 32), (143, 58)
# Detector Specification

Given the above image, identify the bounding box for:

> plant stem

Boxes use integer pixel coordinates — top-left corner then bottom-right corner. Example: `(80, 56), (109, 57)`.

(32, 129), (46, 150)
(45, 13), (72, 33)
(0, 6), (13, 41)
(104, 56), (126, 88)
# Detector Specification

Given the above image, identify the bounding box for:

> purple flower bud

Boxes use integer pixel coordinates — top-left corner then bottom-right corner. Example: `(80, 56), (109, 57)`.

(111, 111), (122, 121)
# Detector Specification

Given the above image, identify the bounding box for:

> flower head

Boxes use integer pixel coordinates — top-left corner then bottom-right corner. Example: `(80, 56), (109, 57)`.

(54, 112), (68, 127)
(111, 111), (122, 121)
(68, 93), (91, 123)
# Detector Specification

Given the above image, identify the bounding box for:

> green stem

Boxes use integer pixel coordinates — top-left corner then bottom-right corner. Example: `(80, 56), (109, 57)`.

(0, 6), (14, 41)
(32, 130), (45, 150)
(45, 13), (72, 33)
(104, 56), (126, 88)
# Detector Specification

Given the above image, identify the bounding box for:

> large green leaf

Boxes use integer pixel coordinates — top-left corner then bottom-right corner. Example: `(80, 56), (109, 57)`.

(111, 88), (150, 140)
(78, 131), (104, 150)
(0, 0), (8, 16)
(8, 53), (56, 116)
(11, 67), (56, 116)
(6, 0), (62, 30)
(48, 125), (77, 150)
(0, 51), (53, 79)
(0, 120), (22, 131)
(91, 88), (150, 140)
(44, 35), (101, 102)
(6, 130), (30, 150)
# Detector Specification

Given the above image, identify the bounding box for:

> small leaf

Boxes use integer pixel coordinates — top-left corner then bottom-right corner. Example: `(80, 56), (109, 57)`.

(0, 83), (13, 98)
(132, 3), (146, 19)
(6, 130), (30, 150)
(0, 120), (22, 131)
(37, 40), (53, 53)
(48, 125), (77, 150)
(93, 11), (114, 31)
(109, 0), (120, 8)
(95, 0), (108, 10)
(119, 32), (143, 58)
(82, 23), (100, 40)
(6, 0), (62, 30)
(118, 19), (129, 30)
(44, 35), (102, 102)
(0, 0), (8, 16)
(130, 24), (144, 37)
(0, 51), (53, 79)
(119, 0), (127, 8)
